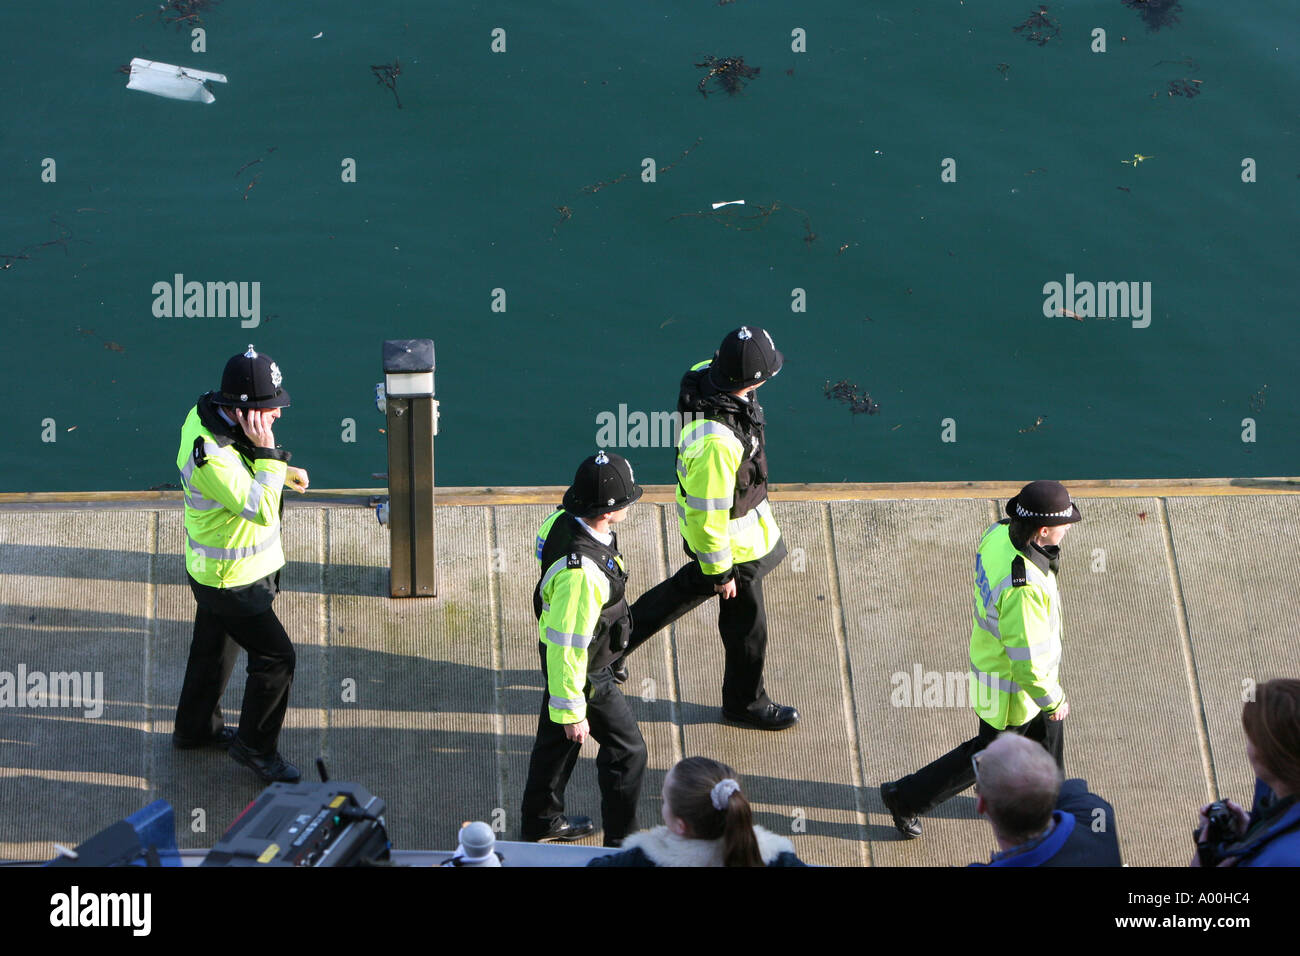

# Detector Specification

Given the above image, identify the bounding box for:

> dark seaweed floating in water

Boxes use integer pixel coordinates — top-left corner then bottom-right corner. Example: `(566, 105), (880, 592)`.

(1, 216), (84, 272)
(1013, 6), (1061, 46)
(1249, 385), (1268, 414)
(1121, 0), (1182, 31)
(825, 380), (880, 416)
(158, 0), (219, 30)
(695, 56), (760, 97)
(371, 60), (402, 109)
(1167, 78), (1202, 98)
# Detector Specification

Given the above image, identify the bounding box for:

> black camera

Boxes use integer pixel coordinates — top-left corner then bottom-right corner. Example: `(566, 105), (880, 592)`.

(1195, 800), (1240, 867)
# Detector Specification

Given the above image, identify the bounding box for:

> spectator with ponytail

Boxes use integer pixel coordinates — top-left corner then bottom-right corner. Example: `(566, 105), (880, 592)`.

(588, 756), (807, 867)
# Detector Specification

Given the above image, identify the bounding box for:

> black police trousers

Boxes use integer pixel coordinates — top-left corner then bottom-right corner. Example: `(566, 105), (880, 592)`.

(521, 645), (647, 846)
(624, 539), (786, 715)
(174, 602), (296, 755)
(888, 710), (1065, 817)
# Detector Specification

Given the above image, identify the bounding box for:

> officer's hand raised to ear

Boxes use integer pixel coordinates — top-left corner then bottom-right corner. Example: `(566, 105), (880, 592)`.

(235, 408), (276, 449)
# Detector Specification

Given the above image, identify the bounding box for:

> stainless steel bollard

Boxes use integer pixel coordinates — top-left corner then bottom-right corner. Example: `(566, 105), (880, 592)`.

(382, 339), (438, 597)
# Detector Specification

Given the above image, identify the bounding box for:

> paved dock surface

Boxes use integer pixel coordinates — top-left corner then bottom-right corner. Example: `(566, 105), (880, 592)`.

(1, 483), (1297, 866)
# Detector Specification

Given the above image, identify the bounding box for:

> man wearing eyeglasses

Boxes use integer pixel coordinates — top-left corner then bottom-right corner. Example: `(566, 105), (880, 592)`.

(967, 732), (1120, 866)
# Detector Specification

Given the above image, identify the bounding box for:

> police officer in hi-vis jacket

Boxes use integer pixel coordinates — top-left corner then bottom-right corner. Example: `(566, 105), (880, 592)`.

(173, 345), (309, 784)
(620, 327), (798, 731)
(520, 451), (648, 845)
(881, 480), (1081, 839)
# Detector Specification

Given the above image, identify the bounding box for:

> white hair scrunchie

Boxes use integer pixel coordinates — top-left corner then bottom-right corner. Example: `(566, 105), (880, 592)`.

(710, 778), (741, 810)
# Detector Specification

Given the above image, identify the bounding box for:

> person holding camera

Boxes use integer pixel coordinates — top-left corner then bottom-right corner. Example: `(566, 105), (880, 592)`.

(1192, 677), (1300, 867)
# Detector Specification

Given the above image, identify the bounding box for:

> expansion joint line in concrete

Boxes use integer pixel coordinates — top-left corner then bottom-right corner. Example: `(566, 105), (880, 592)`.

(144, 510), (158, 801)
(318, 509), (330, 758)
(486, 507), (509, 822)
(655, 504), (687, 765)
(1157, 497), (1218, 802)
(820, 503), (872, 867)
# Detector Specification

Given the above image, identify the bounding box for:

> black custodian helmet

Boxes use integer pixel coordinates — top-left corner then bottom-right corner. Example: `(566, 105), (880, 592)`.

(561, 451), (643, 519)
(708, 326), (784, 391)
(214, 344), (290, 408)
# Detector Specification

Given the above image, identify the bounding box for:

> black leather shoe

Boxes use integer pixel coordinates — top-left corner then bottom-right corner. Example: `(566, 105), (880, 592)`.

(611, 658), (629, 685)
(525, 815), (595, 843)
(229, 737), (301, 784)
(722, 702), (800, 731)
(881, 781), (922, 839)
(172, 727), (236, 750)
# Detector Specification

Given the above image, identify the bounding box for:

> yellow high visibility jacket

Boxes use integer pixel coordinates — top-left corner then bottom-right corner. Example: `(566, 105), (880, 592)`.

(534, 509), (630, 724)
(177, 402), (286, 588)
(969, 522), (1066, 729)
(675, 360), (781, 577)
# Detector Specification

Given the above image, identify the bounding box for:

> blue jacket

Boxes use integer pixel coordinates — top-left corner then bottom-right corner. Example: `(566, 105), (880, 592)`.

(971, 778), (1122, 867)
(1229, 779), (1300, 867)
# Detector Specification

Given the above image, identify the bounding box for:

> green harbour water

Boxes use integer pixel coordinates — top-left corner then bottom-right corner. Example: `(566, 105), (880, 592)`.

(1, 0), (1296, 492)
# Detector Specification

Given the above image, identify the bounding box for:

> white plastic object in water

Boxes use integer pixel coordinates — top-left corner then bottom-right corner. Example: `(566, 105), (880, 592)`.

(125, 58), (228, 104)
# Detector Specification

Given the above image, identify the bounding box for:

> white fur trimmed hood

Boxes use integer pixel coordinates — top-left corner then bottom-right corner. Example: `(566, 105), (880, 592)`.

(616, 825), (796, 866)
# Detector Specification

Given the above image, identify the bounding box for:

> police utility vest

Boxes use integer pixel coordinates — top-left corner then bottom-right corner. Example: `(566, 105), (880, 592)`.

(533, 510), (631, 672)
(969, 520), (1065, 730)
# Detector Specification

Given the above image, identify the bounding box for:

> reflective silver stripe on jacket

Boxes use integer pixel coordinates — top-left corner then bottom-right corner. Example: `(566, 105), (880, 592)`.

(683, 492), (731, 512)
(677, 496), (769, 530)
(677, 420), (736, 450)
(729, 508), (759, 534)
(1033, 689), (1063, 709)
(538, 555), (609, 613)
(186, 529), (280, 561)
(239, 472), (272, 520)
(970, 662), (1021, 695)
(977, 572), (1016, 636)
(179, 441), (242, 512)
(695, 546), (731, 564)
(549, 695), (584, 712)
(181, 440), (262, 515)
(729, 498), (771, 534)
(183, 487), (224, 511)
(1004, 639), (1061, 674)
(545, 627), (593, 650)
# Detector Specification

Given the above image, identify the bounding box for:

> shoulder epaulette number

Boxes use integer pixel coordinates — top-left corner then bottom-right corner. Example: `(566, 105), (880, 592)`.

(1011, 555), (1028, 587)
(566, 552), (582, 569)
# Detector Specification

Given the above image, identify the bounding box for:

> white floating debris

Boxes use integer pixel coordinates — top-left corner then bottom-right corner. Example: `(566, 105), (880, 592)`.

(711, 200), (745, 210)
(312, 32), (324, 39)
(125, 58), (228, 104)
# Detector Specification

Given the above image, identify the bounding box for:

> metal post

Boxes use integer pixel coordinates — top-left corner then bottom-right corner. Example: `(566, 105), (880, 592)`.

(382, 339), (437, 597)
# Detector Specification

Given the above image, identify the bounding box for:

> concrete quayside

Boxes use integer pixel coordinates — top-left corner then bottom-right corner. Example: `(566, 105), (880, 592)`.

(0, 477), (1296, 866)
